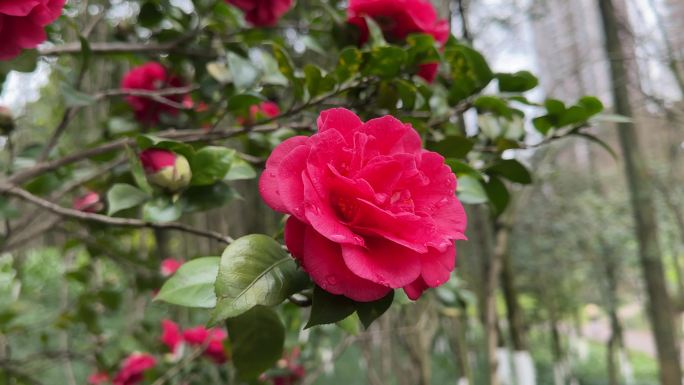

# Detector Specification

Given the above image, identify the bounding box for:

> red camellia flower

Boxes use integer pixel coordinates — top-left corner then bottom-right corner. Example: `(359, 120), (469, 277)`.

(87, 372), (110, 385)
(73, 192), (104, 213)
(238, 101), (281, 126)
(271, 348), (305, 385)
(139, 148), (192, 192)
(347, 0), (449, 82)
(160, 258), (183, 277)
(0, 0), (65, 60)
(160, 320), (183, 353)
(121, 62), (185, 125)
(183, 326), (228, 363)
(225, 0), (293, 27)
(259, 108), (467, 301)
(113, 353), (156, 385)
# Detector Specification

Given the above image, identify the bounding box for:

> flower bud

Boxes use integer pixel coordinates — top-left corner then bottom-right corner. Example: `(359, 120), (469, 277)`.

(140, 148), (192, 192)
(0, 106), (14, 134)
(73, 192), (104, 213)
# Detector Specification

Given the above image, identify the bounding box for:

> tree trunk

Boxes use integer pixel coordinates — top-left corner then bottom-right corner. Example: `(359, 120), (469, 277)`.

(472, 206), (503, 385)
(598, 1), (683, 383)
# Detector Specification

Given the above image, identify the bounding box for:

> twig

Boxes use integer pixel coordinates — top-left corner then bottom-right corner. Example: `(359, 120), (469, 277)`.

(39, 41), (215, 58)
(94, 86), (199, 100)
(5, 120), (313, 186)
(0, 184), (234, 244)
(150, 347), (204, 385)
(9, 156), (126, 238)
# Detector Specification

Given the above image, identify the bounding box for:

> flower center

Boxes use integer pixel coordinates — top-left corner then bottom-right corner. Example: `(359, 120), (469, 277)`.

(331, 193), (358, 222)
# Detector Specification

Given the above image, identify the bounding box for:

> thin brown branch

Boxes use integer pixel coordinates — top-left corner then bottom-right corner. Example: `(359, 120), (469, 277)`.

(39, 41), (214, 58)
(0, 184), (234, 244)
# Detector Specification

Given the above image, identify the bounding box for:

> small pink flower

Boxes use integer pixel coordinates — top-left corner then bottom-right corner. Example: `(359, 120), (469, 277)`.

(183, 326), (228, 364)
(259, 108), (467, 301)
(121, 62), (186, 125)
(0, 0), (65, 60)
(160, 320), (183, 353)
(113, 353), (156, 385)
(269, 348), (305, 385)
(347, 0), (448, 82)
(87, 372), (110, 385)
(225, 0), (293, 27)
(139, 148), (192, 192)
(73, 192), (104, 213)
(239, 101), (281, 126)
(160, 259), (184, 277)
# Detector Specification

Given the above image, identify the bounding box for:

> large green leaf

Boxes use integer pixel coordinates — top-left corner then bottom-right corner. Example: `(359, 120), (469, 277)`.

(227, 52), (260, 90)
(190, 147), (235, 186)
(106, 183), (149, 215)
(156, 257), (220, 308)
(224, 157), (256, 181)
(364, 46), (407, 79)
(486, 159), (532, 185)
(496, 71), (539, 93)
(305, 286), (357, 329)
(305, 286), (394, 329)
(457, 175), (488, 204)
(226, 306), (285, 380)
(445, 44), (493, 104)
(428, 136), (474, 159)
(356, 291), (394, 329)
(210, 235), (310, 324)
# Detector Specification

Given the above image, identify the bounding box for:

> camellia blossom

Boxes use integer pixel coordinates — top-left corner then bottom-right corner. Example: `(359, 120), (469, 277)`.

(113, 353), (156, 385)
(0, 0), (65, 60)
(271, 348), (305, 385)
(183, 326), (228, 363)
(160, 258), (183, 277)
(121, 62), (185, 125)
(87, 372), (110, 385)
(238, 101), (281, 126)
(259, 108), (467, 301)
(347, 0), (449, 82)
(225, 0), (293, 27)
(160, 320), (183, 353)
(73, 192), (104, 213)
(139, 148), (192, 192)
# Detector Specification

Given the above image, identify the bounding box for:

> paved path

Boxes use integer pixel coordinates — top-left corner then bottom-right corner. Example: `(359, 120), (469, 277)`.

(582, 307), (684, 365)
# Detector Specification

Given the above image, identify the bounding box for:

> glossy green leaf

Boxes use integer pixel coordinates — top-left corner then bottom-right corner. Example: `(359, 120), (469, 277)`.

(496, 71), (539, 92)
(364, 46), (407, 79)
(483, 175), (510, 215)
(106, 183), (149, 215)
(226, 306), (285, 380)
(156, 257), (219, 308)
(306, 286), (394, 329)
(356, 291), (394, 329)
(227, 52), (260, 90)
(446, 159), (479, 177)
(183, 183), (240, 212)
(457, 175), (488, 204)
(190, 146), (235, 186)
(224, 158), (257, 181)
(210, 235), (310, 324)
(305, 286), (357, 329)
(445, 44), (493, 104)
(487, 159), (532, 184)
(142, 197), (183, 223)
(428, 136), (474, 159)
(578, 96), (604, 116)
(336, 47), (363, 82)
